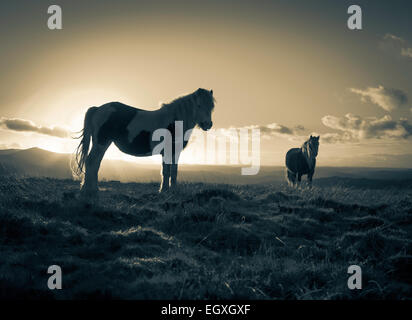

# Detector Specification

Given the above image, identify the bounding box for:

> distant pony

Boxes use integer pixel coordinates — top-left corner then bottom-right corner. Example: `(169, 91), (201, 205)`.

(73, 88), (215, 196)
(285, 135), (320, 186)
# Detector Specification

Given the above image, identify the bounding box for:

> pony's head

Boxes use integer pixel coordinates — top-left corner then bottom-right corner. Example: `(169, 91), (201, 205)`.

(308, 135), (320, 157)
(192, 88), (215, 131)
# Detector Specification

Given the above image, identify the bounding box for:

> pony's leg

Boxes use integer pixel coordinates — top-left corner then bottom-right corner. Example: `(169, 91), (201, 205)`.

(170, 152), (181, 189)
(297, 173), (302, 185)
(170, 163), (178, 189)
(81, 143), (109, 196)
(160, 161), (171, 193)
(308, 171), (314, 187)
(287, 170), (296, 187)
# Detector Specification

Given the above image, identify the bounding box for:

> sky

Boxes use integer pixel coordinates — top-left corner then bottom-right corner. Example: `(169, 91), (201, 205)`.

(0, 0), (411, 167)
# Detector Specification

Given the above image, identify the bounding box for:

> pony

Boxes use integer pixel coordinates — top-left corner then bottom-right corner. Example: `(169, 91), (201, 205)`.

(72, 88), (215, 195)
(285, 135), (320, 186)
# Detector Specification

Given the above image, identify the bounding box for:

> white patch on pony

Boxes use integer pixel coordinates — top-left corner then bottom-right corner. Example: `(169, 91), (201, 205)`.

(91, 105), (116, 137)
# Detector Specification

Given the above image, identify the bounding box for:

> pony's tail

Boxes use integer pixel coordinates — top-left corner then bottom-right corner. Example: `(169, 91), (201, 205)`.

(71, 107), (98, 179)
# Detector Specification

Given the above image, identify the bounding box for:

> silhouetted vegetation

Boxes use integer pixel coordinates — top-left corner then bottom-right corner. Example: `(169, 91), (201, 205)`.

(0, 177), (411, 299)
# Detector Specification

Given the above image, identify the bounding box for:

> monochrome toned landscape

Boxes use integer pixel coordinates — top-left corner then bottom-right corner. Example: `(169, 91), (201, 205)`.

(0, 148), (411, 299)
(1, 0), (412, 302)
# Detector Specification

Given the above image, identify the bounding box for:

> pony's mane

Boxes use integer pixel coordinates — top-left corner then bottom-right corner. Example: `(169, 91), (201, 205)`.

(160, 89), (215, 111)
(301, 139), (316, 171)
(160, 92), (196, 110)
(159, 89), (215, 127)
(160, 92), (197, 127)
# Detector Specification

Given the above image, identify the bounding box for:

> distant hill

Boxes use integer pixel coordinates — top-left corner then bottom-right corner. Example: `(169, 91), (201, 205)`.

(0, 147), (160, 182)
(0, 147), (412, 187)
(0, 148), (71, 179)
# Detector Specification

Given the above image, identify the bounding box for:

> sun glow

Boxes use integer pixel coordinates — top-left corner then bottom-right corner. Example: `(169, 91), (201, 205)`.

(37, 136), (73, 154)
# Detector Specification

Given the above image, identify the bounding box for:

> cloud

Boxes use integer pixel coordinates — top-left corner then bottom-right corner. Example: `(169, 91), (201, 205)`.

(222, 123), (305, 140)
(383, 33), (405, 43)
(0, 117), (69, 138)
(350, 85), (408, 112)
(401, 47), (412, 58)
(0, 142), (22, 150)
(251, 123), (304, 136)
(381, 33), (412, 60)
(320, 132), (354, 144)
(321, 113), (412, 143)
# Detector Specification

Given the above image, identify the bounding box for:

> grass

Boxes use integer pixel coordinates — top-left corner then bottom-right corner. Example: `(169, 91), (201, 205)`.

(0, 176), (411, 299)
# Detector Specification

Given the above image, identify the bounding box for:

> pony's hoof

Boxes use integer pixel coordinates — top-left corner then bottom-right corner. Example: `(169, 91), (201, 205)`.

(169, 184), (179, 191)
(79, 188), (99, 203)
(159, 187), (170, 193)
(80, 189), (98, 196)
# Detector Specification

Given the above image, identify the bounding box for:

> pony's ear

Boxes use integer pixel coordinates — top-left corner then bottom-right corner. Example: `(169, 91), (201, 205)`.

(317, 136), (320, 140)
(210, 89), (213, 95)
(310, 135), (313, 138)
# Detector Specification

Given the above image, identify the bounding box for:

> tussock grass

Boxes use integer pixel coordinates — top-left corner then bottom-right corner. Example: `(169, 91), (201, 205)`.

(0, 177), (411, 299)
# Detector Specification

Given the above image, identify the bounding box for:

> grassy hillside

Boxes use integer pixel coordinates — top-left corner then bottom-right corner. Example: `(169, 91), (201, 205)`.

(0, 177), (411, 299)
